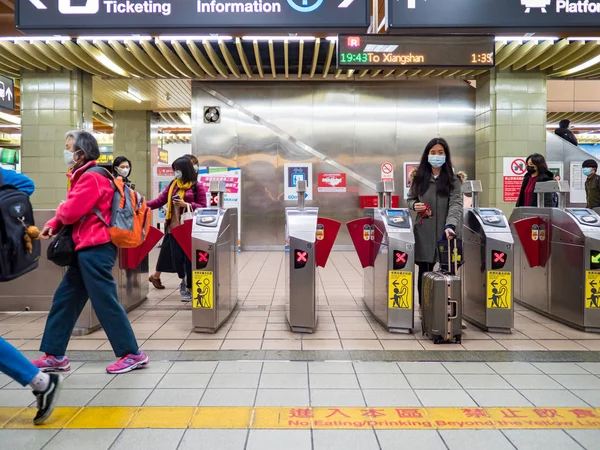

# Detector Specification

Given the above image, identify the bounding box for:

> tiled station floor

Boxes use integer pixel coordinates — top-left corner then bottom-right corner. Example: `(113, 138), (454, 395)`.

(2, 251), (600, 449)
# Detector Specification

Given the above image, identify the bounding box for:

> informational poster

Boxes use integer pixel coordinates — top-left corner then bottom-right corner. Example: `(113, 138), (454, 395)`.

(547, 161), (563, 180)
(318, 173), (346, 193)
(570, 162), (587, 204)
(403, 162), (419, 199)
(284, 163), (313, 201)
(158, 148), (169, 164)
(198, 167), (242, 251)
(503, 157), (527, 203)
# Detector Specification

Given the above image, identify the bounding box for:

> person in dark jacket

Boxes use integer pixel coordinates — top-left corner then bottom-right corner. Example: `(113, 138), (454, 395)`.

(555, 119), (579, 146)
(407, 138), (463, 308)
(583, 159), (600, 209)
(112, 156), (134, 189)
(515, 153), (555, 208)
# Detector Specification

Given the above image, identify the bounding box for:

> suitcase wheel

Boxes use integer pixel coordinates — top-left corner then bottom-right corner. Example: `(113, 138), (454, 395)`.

(455, 337), (461, 344)
(433, 338), (441, 345)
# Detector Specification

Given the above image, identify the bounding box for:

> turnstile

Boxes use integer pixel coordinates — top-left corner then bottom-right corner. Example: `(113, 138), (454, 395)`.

(461, 181), (514, 333)
(0, 209), (149, 336)
(285, 180), (319, 333)
(347, 181), (415, 333)
(191, 181), (238, 333)
(510, 181), (600, 332)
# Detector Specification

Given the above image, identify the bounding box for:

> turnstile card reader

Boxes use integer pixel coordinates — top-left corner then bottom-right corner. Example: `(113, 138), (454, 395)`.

(461, 181), (514, 334)
(511, 181), (600, 332)
(191, 181), (238, 333)
(347, 181), (415, 333)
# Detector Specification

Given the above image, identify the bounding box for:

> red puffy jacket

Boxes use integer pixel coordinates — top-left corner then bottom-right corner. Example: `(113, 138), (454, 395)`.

(45, 161), (113, 252)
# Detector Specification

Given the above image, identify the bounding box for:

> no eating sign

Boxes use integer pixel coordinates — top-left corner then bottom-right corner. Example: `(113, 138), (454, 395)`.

(503, 157), (527, 203)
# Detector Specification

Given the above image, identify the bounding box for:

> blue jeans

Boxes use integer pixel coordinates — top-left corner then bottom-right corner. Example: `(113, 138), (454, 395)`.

(0, 337), (38, 386)
(40, 243), (139, 358)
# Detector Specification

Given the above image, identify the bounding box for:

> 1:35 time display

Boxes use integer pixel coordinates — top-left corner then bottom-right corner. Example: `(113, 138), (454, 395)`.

(340, 53), (368, 64)
(471, 53), (493, 64)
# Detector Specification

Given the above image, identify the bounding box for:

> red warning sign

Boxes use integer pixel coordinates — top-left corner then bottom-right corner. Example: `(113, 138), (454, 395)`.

(318, 173), (346, 193)
(503, 157), (527, 202)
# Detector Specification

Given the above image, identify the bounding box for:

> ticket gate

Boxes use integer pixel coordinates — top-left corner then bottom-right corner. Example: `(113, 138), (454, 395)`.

(0, 209), (149, 335)
(461, 181), (514, 333)
(285, 180), (340, 333)
(347, 181), (415, 333)
(191, 181), (238, 333)
(510, 181), (600, 332)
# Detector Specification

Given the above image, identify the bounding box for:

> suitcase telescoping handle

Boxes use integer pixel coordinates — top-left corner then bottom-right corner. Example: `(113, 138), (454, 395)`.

(446, 233), (458, 340)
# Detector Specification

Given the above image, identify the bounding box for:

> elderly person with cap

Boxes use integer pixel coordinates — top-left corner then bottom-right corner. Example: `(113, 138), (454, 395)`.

(32, 130), (148, 375)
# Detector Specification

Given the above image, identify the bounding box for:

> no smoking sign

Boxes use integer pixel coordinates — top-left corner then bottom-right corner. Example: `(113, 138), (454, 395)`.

(381, 162), (394, 181)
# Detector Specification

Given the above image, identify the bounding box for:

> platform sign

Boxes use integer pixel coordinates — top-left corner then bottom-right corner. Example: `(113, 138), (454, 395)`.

(585, 271), (600, 309)
(0, 75), (14, 111)
(192, 270), (214, 309)
(387, 0), (600, 32)
(16, 0), (369, 32)
(388, 271), (412, 309)
(503, 157), (527, 203)
(487, 271), (511, 309)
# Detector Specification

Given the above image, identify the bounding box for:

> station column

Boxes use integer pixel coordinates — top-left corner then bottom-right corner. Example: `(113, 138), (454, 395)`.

(20, 69), (93, 208)
(475, 69), (547, 215)
(113, 111), (151, 197)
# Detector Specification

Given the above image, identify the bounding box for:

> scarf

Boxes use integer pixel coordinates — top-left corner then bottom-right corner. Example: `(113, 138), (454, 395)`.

(166, 179), (193, 220)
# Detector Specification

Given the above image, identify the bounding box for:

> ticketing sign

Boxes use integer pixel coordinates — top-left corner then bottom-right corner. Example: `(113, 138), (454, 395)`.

(337, 35), (495, 69)
(16, 0), (369, 32)
(388, 0), (600, 32)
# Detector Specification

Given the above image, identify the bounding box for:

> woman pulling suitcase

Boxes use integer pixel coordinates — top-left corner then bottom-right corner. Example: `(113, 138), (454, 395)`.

(406, 138), (463, 314)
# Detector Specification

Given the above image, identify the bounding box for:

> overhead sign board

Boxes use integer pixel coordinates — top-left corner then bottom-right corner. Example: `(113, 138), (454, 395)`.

(337, 35), (494, 69)
(0, 76), (15, 112)
(387, 0), (600, 31)
(16, 0), (369, 32)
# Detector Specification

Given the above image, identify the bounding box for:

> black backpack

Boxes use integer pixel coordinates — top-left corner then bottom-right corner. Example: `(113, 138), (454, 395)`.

(0, 170), (40, 281)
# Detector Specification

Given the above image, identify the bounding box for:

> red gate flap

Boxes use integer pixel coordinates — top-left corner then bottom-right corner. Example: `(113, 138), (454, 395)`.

(119, 226), (164, 270)
(171, 220), (193, 261)
(315, 217), (341, 268)
(513, 217), (541, 268)
(346, 218), (373, 268)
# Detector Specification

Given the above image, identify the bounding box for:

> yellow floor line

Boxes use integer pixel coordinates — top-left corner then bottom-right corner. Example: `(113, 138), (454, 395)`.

(2, 407), (600, 430)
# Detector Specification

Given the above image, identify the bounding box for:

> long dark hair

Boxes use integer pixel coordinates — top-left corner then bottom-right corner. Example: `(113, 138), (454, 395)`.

(527, 153), (548, 175)
(411, 138), (455, 197)
(112, 156), (132, 176)
(172, 157), (197, 184)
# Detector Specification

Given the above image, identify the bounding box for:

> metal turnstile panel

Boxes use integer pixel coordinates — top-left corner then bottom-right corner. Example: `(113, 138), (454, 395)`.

(462, 208), (514, 333)
(286, 208), (318, 333)
(191, 208), (238, 333)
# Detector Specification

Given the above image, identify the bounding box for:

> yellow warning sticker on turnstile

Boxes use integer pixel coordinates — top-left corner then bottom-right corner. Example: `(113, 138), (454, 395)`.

(585, 271), (600, 308)
(192, 271), (213, 309)
(487, 271), (511, 309)
(388, 271), (412, 309)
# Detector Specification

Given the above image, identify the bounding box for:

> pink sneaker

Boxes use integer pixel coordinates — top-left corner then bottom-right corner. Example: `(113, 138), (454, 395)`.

(106, 352), (149, 374)
(31, 355), (70, 373)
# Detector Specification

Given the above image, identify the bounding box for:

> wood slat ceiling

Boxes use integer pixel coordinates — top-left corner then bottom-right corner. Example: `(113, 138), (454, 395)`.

(547, 112), (600, 127)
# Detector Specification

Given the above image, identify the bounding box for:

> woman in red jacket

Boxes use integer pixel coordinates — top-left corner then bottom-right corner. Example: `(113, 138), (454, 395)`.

(33, 131), (148, 375)
(147, 157), (207, 300)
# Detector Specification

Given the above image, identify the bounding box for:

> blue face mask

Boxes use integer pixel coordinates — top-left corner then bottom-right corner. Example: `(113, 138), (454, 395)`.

(583, 168), (594, 177)
(428, 155), (446, 168)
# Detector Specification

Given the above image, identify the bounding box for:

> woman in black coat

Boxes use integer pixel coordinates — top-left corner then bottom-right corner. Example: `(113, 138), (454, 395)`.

(515, 153), (555, 208)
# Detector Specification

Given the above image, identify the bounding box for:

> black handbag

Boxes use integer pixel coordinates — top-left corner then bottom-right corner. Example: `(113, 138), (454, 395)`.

(46, 225), (76, 267)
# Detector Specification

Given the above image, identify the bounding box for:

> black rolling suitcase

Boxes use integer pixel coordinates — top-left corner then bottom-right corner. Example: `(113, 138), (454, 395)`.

(421, 236), (462, 344)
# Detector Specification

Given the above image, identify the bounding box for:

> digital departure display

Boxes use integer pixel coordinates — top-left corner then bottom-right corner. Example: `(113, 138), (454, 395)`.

(337, 35), (495, 69)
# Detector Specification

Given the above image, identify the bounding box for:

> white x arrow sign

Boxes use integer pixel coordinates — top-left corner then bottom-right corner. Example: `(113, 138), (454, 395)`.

(29, 0), (47, 9)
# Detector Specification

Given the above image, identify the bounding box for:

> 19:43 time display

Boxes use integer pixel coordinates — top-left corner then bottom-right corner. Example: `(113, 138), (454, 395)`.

(471, 53), (493, 64)
(340, 53), (368, 64)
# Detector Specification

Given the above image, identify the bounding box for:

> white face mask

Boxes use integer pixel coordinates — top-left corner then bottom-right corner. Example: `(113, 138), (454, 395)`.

(116, 167), (130, 178)
(174, 170), (183, 179)
(193, 165), (199, 172)
(64, 150), (77, 168)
